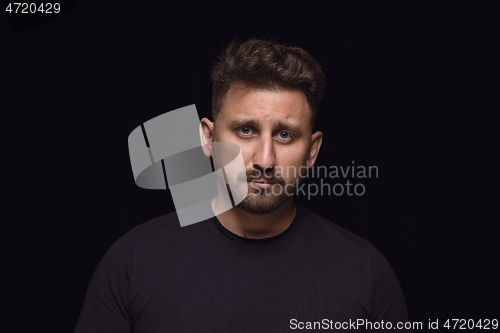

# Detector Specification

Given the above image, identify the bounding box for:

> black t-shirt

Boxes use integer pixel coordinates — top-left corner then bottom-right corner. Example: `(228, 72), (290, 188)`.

(74, 204), (411, 332)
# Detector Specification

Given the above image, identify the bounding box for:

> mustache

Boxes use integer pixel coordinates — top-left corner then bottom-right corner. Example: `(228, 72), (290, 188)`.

(236, 169), (286, 185)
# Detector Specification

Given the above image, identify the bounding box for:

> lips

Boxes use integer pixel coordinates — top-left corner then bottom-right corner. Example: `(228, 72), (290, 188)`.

(248, 179), (276, 184)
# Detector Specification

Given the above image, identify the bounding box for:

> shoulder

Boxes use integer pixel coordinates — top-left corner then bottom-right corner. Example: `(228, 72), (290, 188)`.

(297, 205), (404, 297)
(110, 210), (216, 258)
(101, 210), (185, 258)
(296, 204), (396, 279)
(128, 210), (183, 240)
(297, 204), (377, 257)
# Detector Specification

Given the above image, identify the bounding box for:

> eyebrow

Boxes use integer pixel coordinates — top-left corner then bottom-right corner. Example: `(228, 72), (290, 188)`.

(227, 118), (303, 135)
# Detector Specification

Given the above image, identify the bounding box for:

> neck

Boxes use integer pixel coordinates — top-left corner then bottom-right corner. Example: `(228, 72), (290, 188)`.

(212, 197), (297, 239)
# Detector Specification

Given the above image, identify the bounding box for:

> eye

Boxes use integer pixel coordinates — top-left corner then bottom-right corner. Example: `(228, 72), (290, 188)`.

(277, 131), (291, 139)
(238, 127), (253, 135)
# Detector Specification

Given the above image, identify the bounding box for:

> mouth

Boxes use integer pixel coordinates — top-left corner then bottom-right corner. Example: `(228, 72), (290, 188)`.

(248, 178), (276, 184)
(248, 179), (276, 188)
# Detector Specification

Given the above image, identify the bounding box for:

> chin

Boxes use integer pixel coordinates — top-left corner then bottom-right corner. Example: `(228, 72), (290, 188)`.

(236, 193), (290, 215)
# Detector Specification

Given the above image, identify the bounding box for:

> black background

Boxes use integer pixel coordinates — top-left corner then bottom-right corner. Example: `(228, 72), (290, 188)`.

(2, 1), (498, 332)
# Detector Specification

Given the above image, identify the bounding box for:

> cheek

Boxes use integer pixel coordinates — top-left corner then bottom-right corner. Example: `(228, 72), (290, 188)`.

(277, 152), (309, 179)
(240, 147), (254, 168)
(278, 143), (309, 162)
(212, 129), (249, 163)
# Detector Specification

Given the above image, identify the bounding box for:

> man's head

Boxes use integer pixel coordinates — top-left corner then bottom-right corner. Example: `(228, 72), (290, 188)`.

(200, 39), (325, 215)
(210, 38), (325, 129)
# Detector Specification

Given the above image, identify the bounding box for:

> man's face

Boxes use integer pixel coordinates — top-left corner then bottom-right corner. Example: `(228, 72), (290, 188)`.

(210, 82), (320, 214)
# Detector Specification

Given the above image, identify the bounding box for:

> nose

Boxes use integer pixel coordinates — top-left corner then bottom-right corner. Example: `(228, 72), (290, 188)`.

(252, 134), (276, 174)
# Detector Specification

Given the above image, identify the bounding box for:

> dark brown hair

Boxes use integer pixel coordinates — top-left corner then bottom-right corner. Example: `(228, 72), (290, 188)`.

(210, 38), (325, 128)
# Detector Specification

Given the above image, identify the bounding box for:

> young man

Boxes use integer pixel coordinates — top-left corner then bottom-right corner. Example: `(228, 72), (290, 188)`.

(74, 39), (411, 332)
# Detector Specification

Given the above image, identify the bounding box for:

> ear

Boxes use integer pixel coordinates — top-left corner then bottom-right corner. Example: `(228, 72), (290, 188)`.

(308, 131), (323, 168)
(199, 118), (215, 157)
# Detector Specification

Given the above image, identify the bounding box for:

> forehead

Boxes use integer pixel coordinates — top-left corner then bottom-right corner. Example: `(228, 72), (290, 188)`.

(218, 83), (312, 130)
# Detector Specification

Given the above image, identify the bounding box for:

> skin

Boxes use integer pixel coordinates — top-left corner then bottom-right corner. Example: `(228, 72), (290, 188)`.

(200, 82), (323, 239)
